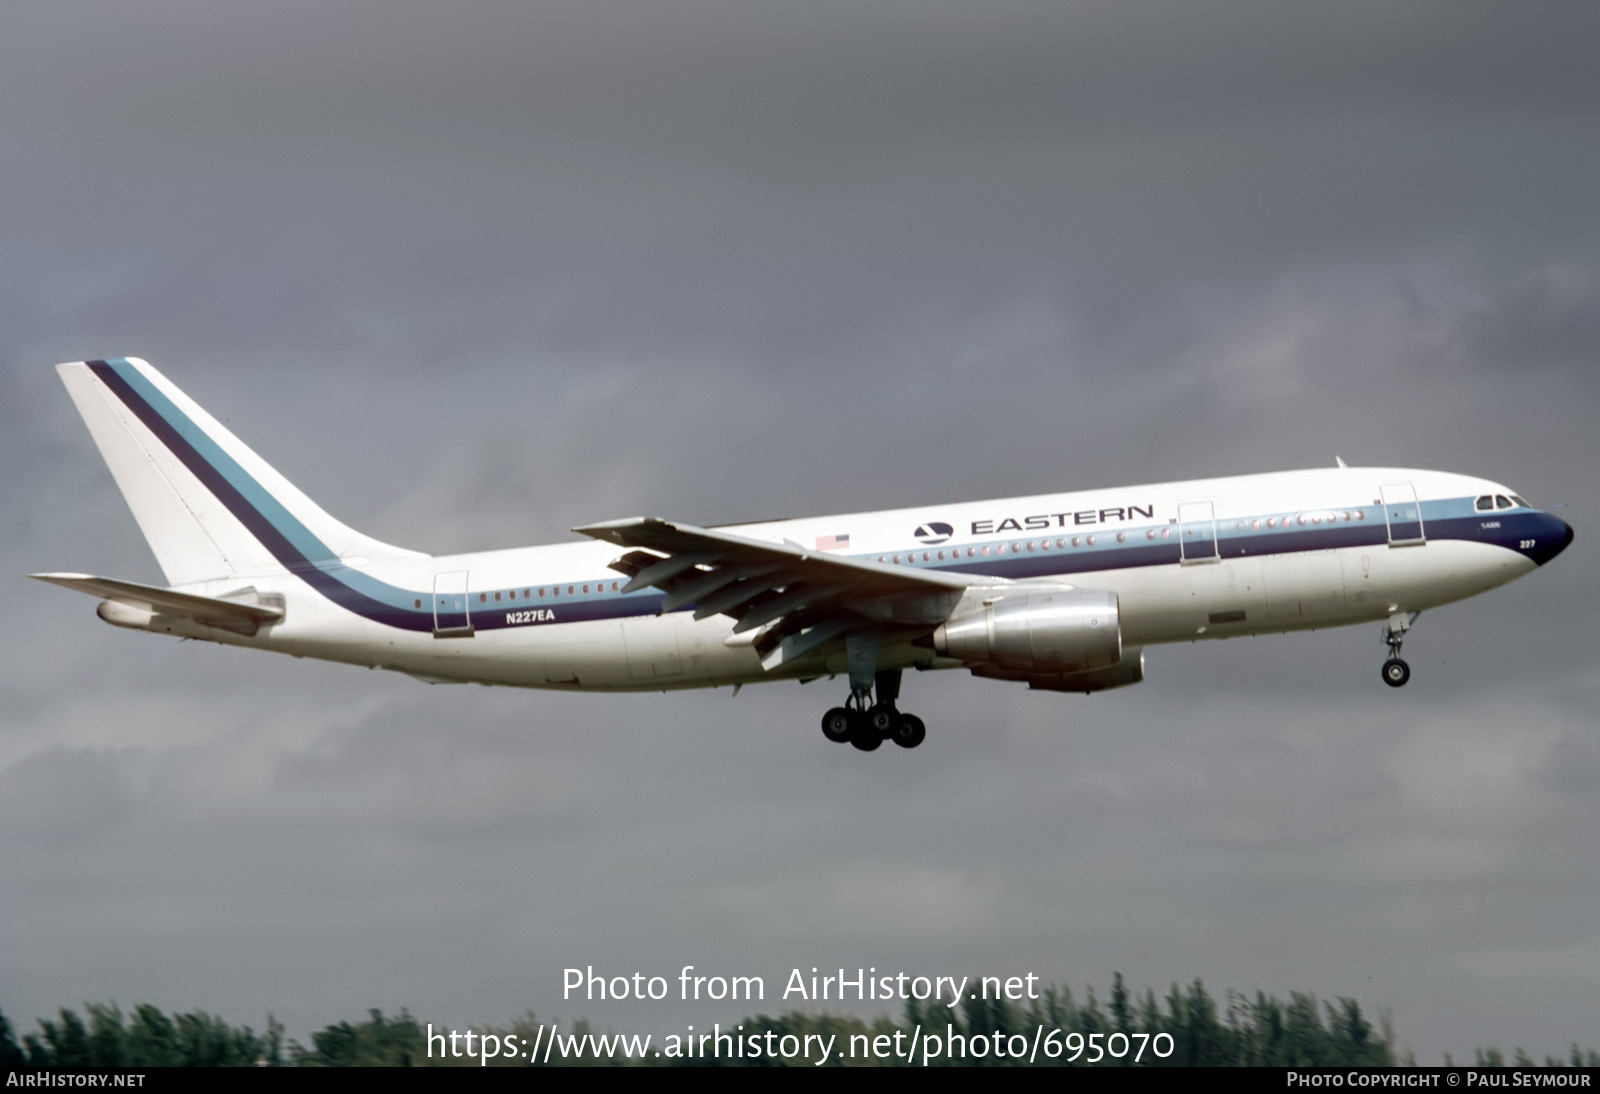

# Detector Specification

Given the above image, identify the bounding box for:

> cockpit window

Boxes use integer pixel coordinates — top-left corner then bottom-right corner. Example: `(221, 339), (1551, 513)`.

(1511, 495), (1531, 508)
(1475, 496), (1494, 512)
(1496, 495), (1513, 509)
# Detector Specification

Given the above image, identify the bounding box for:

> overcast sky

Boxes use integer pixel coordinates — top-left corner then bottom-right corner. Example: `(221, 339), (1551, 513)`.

(3, 1), (1598, 1063)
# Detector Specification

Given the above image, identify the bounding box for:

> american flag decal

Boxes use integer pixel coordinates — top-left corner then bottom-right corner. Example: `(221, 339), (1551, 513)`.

(815, 533), (850, 551)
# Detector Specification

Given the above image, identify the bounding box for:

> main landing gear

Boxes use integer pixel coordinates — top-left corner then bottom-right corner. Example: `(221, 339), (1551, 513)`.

(1381, 611), (1419, 688)
(821, 665), (926, 751)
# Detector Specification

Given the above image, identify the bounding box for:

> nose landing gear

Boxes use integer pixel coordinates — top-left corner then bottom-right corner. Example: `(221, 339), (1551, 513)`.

(1381, 611), (1419, 688)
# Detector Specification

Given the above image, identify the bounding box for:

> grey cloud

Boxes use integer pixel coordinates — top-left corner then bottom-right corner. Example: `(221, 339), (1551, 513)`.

(1453, 267), (1600, 372)
(3, 0), (1599, 1064)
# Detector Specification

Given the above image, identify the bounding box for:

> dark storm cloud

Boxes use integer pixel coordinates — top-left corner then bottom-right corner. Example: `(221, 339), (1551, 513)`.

(3, 1), (1599, 1064)
(1452, 267), (1600, 372)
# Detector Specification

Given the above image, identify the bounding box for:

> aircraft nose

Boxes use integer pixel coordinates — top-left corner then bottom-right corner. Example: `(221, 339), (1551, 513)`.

(1534, 516), (1574, 566)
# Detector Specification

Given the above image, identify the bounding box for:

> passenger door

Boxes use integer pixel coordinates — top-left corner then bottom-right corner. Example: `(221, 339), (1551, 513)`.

(432, 570), (474, 637)
(1178, 501), (1219, 564)
(1380, 483), (1426, 546)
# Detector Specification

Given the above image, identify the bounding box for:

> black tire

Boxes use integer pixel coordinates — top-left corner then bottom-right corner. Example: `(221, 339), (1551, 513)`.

(891, 714), (927, 749)
(1382, 658), (1411, 688)
(849, 711), (883, 751)
(867, 704), (898, 736)
(821, 707), (853, 743)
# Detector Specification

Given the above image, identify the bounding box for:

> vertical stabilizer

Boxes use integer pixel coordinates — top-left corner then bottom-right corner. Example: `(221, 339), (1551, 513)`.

(57, 358), (422, 586)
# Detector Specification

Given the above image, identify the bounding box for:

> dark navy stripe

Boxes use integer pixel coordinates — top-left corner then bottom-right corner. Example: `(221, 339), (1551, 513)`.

(89, 360), (437, 632)
(938, 512), (1548, 582)
(88, 357), (1553, 633)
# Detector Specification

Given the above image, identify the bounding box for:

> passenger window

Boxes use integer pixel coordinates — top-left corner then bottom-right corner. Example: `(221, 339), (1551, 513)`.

(494, 591), (502, 601)
(479, 593), (488, 604)
(539, 588), (546, 598)
(1116, 532), (1126, 543)
(1086, 535), (1096, 546)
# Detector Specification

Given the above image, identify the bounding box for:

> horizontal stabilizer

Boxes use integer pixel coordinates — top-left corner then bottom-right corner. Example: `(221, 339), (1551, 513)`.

(30, 572), (284, 625)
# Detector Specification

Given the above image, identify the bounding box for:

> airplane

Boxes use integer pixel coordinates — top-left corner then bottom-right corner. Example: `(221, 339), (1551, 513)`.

(33, 358), (1574, 753)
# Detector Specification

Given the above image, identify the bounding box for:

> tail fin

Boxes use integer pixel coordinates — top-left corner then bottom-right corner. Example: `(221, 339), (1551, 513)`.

(57, 358), (422, 585)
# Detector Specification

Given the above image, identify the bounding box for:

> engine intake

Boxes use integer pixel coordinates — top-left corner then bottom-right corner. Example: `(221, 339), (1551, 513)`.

(933, 585), (1121, 674)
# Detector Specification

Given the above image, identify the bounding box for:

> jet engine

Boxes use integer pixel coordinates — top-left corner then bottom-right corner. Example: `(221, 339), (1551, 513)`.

(969, 649), (1146, 693)
(932, 585), (1121, 674)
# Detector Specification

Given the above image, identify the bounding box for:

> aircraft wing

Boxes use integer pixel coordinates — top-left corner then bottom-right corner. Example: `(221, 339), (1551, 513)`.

(573, 516), (1001, 670)
(30, 572), (284, 628)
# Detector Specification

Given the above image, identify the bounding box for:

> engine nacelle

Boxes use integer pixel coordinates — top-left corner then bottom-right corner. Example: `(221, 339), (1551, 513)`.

(932, 585), (1121, 674)
(968, 649), (1146, 693)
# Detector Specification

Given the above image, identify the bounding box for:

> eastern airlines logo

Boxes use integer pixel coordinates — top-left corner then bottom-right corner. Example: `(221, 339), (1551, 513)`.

(970, 503), (1155, 535)
(917, 505), (1156, 542)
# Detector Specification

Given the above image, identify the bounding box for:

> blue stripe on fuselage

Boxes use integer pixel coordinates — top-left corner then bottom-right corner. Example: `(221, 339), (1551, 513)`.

(89, 359), (435, 631)
(86, 355), (1550, 633)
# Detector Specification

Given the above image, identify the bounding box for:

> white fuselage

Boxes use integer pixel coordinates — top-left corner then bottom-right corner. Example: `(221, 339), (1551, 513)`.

(159, 465), (1550, 692)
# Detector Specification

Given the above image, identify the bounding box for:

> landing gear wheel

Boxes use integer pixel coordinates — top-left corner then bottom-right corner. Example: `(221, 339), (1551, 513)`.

(1382, 658), (1411, 688)
(891, 714), (926, 749)
(821, 707), (853, 743)
(867, 704), (898, 736)
(849, 712), (884, 752)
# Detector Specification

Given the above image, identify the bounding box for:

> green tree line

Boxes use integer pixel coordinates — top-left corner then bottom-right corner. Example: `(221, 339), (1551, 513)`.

(3, 975), (1596, 1067)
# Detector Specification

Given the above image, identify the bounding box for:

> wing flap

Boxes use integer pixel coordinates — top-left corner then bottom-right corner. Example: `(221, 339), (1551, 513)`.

(573, 516), (993, 673)
(574, 517), (980, 593)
